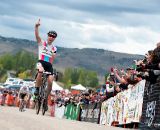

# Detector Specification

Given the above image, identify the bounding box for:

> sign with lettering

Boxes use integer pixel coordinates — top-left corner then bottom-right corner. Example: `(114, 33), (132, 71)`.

(140, 80), (160, 129)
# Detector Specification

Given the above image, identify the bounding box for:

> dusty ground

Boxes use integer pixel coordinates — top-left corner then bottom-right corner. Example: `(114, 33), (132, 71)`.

(0, 106), (131, 130)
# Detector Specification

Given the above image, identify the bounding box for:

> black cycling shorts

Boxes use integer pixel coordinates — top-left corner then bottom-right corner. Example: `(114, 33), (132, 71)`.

(38, 60), (53, 75)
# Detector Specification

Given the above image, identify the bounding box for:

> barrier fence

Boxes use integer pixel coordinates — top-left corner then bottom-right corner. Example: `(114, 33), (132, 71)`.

(99, 80), (146, 127)
(1, 79), (160, 129)
(64, 103), (80, 120)
(140, 80), (160, 130)
(50, 102), (101, 123)
(80, 103), (101, 123)
(35, 79), (147, 128)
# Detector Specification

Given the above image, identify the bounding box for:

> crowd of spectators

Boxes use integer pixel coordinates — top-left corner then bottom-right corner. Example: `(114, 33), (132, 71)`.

(49, 89), (105, 107)
(104, 42), (160, 100)
(0, 43), (160, 108)
(39, 42), (160, 107)
(0, 89), (20, 106)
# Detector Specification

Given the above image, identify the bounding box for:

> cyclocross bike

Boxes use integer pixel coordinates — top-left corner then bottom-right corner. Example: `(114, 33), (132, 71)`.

(35, 71), (51, 115)
(19, 98), (25, 112)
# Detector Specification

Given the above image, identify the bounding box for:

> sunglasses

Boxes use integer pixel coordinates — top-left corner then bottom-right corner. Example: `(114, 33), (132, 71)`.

(48, 34), (56, 38)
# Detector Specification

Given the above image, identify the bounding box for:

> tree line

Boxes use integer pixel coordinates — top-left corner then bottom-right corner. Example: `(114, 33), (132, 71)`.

(0, 51), (99, 88)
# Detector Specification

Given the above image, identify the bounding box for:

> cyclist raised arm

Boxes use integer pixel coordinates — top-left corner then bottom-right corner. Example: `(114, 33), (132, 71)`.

(34, 18), (58, 111)
(35, 18), (41, 44)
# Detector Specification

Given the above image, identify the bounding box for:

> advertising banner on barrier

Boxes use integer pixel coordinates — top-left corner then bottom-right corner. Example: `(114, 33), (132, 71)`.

(127, 80), (145, 123)
(106, 97), (115, 126)
(99, 80), (146, 126)
(64, 103), (80, 120)
(54, 104), (65, 119)
(140, 81), (160, 130)
(80, 103), (101, 123)
(99, 101), (107, 125)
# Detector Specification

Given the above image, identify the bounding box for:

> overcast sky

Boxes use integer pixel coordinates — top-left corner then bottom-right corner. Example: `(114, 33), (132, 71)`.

(0, 0), (160, 55)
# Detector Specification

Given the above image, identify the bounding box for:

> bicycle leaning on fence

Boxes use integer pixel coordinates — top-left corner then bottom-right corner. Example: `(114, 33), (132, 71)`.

(35, 71), (51, 115)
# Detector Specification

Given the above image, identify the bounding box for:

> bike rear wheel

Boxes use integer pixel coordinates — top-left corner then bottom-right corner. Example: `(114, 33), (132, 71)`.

(19, 100), (25, 112)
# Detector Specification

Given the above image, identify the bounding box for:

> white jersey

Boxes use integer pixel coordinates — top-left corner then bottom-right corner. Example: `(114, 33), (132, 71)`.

(19, 86), (29, 94)
(38, 40), (57, 63)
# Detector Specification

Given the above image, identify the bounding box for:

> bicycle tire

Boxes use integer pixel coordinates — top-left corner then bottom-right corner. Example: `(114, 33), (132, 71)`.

(41, 83), (47, 115)
(42, 99), (46, 115)
(35, 99), (41, 115)
(35, 71), (49, 115)
(19, 100), (24, 112)
(19, 101), (21, 111)
(19, 103), (22, 112)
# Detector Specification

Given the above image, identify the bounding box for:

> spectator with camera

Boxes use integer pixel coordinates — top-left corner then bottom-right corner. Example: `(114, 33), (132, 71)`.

(112, 68), (129, 91)
(135, 43), (160, 84)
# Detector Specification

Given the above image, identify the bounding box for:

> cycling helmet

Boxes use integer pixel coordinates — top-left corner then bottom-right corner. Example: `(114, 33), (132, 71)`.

(47, 31), (57, 38)
(22, 86), (28, 90)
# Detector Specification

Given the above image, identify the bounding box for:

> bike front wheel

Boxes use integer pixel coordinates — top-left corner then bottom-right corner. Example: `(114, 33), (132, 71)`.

(42, 99), (47, 115)
(19, 100), (25, 112)
(35, 99), (41, 115)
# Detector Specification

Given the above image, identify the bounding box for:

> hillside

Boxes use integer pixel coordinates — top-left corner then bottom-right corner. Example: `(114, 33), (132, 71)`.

(0, 35), (143, 77)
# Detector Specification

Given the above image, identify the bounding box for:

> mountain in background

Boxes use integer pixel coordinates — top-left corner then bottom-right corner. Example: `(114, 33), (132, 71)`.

(0, 35), (144, 80)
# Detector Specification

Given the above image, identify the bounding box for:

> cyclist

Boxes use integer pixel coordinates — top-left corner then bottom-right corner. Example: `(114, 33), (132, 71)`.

(18, 85), (30, 110)
(34, 19), (57, 111)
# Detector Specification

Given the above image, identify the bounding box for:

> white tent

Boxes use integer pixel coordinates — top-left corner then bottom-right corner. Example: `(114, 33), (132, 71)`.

(52, 81), (63, 91)
(71, 84), (86, 91)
